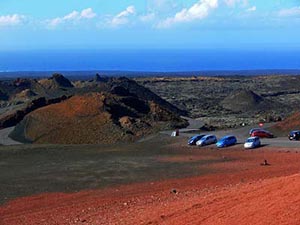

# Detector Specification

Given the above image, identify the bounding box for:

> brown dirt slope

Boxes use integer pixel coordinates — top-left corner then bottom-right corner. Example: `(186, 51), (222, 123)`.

(272, 111), (300, 132)
(157, 174), (300, 225)
(10, 92), (187, 144)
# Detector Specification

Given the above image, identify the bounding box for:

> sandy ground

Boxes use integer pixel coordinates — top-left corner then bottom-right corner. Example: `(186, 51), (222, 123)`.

(0, 127), (21, 145)
(1, 145), (300, 225)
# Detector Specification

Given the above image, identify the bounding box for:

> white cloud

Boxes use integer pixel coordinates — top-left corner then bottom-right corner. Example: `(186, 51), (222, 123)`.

(0, 14), (24, 27)
(156, 0), (218, 28)
(246, 6), (256, 12)
(118, 5), (135, 17)
(279, 7), (300, 17)
(109, 6), (136, 27)
(63, 11), (79, 20)
(48, 8), (96, 28)
(223, 0), (248, 7)
(81, 8), (97, 19)
(147, 0), (178, 12)
(140, 13), (156, 22)
(48, 18), (62, 27)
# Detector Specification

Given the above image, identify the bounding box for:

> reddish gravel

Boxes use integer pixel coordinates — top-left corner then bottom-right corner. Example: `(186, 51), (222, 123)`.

(2, 147), (300, 225)
(273, 111), (300, 132)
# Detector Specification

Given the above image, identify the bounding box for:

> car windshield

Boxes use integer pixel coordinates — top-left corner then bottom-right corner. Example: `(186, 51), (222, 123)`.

(251, 129), (260, 132)
(247, 139), (254, 143)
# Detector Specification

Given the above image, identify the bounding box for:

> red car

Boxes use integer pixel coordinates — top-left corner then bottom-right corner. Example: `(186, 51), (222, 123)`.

(251, 130), (274, 138)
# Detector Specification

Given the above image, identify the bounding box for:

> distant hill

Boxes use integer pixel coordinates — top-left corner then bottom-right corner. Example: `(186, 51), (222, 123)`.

(10, 92), (188, 144)
(38, 73), (74, 89)
(109, 77), (187, 116)
(1, 75), (187, 138)
(2, 69), (300, 80)
(221, 90), (274, 113)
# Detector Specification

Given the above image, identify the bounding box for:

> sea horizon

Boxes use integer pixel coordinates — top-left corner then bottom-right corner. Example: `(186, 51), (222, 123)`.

(2, 69), (300, 80)
(1, 49), (300, 75)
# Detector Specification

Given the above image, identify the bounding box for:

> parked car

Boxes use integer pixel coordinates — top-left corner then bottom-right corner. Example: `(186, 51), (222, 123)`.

(251, 130), (274, 138)
(216, 135), (237, 148)
(249, 128), (263, 135)
(244, 137), (261, 149)
(188, 134), (206, 145)
(196, 135), (217, 146)
(288, 130), (300, 140)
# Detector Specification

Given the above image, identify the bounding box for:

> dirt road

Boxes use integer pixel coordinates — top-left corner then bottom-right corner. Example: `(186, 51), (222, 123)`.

(0, 127), (21, 146)
(165, 119), (299, 148)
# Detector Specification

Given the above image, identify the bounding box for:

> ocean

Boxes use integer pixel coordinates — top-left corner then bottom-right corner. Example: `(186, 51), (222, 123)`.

(0, 49), (300, 75)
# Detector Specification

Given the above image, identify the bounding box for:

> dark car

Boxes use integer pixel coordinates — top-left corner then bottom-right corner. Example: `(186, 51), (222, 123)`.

(288, 130), (300, 140)
(251, 130), (274, 138)
(188, 134), (205, 145)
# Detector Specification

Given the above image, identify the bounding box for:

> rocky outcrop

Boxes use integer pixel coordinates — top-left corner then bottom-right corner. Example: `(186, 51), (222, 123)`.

(12, 78), (46, 96)
(93, 74), (109, 83)
(38, 74), (74, 89)
(14, 89), (37, 100)
(0, 96), (70, 129)
(109, 77), (187, 116)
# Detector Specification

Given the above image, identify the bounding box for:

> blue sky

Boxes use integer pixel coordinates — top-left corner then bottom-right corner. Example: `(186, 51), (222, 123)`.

(1, 0), (300, 50)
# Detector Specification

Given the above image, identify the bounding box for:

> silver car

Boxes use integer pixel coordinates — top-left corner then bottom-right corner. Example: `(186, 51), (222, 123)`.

(196, 135), (217, 146)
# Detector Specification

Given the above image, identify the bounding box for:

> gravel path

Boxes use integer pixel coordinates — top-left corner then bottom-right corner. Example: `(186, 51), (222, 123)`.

(1, 118), (299, 148)
(0, 127), (22, 146)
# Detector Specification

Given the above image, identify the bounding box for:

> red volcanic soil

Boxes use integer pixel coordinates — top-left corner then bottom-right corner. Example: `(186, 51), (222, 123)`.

(2, 147), (300, 225)
(272, 111), (300, 133)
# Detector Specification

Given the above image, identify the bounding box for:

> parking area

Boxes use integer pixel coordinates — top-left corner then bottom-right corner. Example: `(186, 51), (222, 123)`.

(163, 120), (300, 149)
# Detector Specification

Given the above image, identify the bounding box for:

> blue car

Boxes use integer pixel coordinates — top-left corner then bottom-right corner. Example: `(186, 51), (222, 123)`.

(216, 135), (237, 148)
(188, 134), (205, 145)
